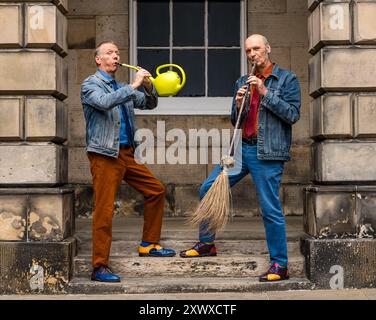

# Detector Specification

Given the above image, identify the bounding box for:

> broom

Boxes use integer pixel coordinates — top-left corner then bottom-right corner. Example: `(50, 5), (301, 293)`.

(188, 63), (257, 234)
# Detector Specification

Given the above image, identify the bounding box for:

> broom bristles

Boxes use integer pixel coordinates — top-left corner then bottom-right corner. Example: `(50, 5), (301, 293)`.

(188, 171), (232, 233)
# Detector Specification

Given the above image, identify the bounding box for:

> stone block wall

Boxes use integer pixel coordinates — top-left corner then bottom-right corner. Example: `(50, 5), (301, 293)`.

(0, 1), (75, 293)
(305, 0), (376, 239)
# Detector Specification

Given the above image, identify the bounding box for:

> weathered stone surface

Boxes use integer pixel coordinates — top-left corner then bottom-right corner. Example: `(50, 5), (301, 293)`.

(75, 49), (97, 84)
(66, 83), (81, 110)
(67, 18), (95, 49)
(304, 185), (376, 238)
(0, 195), (27, 241)
(25, 4), (68, 56)
(0, 238), (76, 294)
(173, 179), (262, 217)
(173, 184), (200, 217)
(74, 253), (305, 279)
(25, 97), (67, 142)
(354, 94), (376, 138)
(68, 147), (91, 184)
(68, 0), (128, 15)
(292, 81), (310, 145)
(248, 13), (308, 47)
(310, 94), (352, 139)
(283, 146), (311, 184)
(147, 163), (207, 185)
(270, 47), (291, 70)
(356, 186), (376, 238)
(96, 15), (128, 49)
(68, 275), (312, 294)
(309, 2), (351, 54)
(309, 47), (376, 97)
(28, 192), (74, 241)
(283, 184), (304, 216)
(302, 237), (376, 288)
(312, 141), (376, 183)
(0, 188), (74, 241)
(353, 1), (376, 44)
(0, 4), (22, 47)
(68, 108), (86, 147)
(291, 48), (310, 82)
(287, 0), (307, 12)
(117, 183), (175, 217)
(0, 96), (23, 140)
(248, 0), (287, 13)
(304, 185), (356, 237)
(0, 143), (67, 186)
(0, 50), (67, 100)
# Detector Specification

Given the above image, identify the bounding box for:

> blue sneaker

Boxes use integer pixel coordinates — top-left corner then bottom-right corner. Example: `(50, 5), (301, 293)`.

(91, 265), (121, 282)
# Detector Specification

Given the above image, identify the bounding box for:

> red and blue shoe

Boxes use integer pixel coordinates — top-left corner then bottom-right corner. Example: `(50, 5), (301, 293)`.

(179, 242), (217, 258)
(91, 265), (121, 282)
(259, 263), (289, 282)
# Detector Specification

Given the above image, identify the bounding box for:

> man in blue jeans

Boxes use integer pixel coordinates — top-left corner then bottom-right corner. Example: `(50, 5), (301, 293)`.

(180, 34), (301, 282)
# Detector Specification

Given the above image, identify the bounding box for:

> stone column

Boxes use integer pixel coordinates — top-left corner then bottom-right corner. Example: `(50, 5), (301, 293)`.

(0, 1), (75, 293)
(303, 0), (376, 288)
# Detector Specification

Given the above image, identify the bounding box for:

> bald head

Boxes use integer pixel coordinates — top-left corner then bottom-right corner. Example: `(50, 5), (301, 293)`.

(244, 34), (271, 71)
(246, 34), (270, 47)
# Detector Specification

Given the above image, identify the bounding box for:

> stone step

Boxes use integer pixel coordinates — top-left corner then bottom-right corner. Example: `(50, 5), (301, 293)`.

(75, 216), (305, 241)
(76, 239), (302, 256)
(68, 276), (313, 294)
(74, 253), (306, 278)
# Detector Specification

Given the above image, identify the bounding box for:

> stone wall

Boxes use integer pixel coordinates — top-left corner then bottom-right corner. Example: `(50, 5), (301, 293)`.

(305, 0), (376, 239)
(67, 0), (311, 217)
(0, 0), (75, 294)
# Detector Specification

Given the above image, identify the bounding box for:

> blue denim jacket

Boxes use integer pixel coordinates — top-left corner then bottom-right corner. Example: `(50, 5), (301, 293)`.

(81, 70), (158, 158)
(231, 63), (301, 161)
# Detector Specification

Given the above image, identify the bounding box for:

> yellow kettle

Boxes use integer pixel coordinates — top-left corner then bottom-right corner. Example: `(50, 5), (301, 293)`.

(118, 63), (186, 97)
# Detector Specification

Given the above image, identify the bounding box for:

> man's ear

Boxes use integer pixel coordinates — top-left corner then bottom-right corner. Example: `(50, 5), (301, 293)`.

(266, 44), (271, 54)
(95, 55), (101, 66)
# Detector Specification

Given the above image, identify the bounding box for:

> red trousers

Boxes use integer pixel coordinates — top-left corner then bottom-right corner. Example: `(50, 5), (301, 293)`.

(87, 147), (166, 268)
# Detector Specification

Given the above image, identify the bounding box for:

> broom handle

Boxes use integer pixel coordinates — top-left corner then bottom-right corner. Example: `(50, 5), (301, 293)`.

(228, 63), (257, 157)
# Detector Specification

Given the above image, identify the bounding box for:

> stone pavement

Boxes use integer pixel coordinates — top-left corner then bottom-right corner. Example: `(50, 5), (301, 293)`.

(69, 216), (310, 294)
(1, 288), (376, 300)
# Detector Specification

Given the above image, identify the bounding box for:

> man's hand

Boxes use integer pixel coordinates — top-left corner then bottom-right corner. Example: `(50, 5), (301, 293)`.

(131, 68), (152, 90)
(236, 85), (249, 110)
(247, 76), (268, 96)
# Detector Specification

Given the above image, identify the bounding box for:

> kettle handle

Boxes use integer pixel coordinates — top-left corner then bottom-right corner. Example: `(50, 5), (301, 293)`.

(156, 64), (186, 89)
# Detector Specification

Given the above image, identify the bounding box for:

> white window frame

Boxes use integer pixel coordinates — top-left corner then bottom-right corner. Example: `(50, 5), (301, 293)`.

(129, 0), (247, 115)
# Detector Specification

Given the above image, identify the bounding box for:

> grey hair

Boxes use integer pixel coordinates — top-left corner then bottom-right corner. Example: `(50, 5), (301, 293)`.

(246, 34), (270, 47)
(94, 40), (119, 58)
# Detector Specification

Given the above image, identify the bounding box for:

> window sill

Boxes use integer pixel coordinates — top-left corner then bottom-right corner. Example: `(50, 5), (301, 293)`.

(134, 97), (233, 115)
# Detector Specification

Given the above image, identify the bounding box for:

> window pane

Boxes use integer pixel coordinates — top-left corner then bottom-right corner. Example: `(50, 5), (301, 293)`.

(138, 49), (170, 75)
(208, 1), (240, 47)
(173, 0), (204, 46)
(138, 0), (170, 46)
(208, 49), (240, 97)
(173, 50), (205, 97)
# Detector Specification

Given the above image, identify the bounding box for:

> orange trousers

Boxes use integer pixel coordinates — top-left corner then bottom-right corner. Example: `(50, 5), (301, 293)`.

(87, 147), (166, 268)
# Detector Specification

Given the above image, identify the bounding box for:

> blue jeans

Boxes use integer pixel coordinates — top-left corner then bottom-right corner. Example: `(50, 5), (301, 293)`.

(199, 142), (288, 267)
